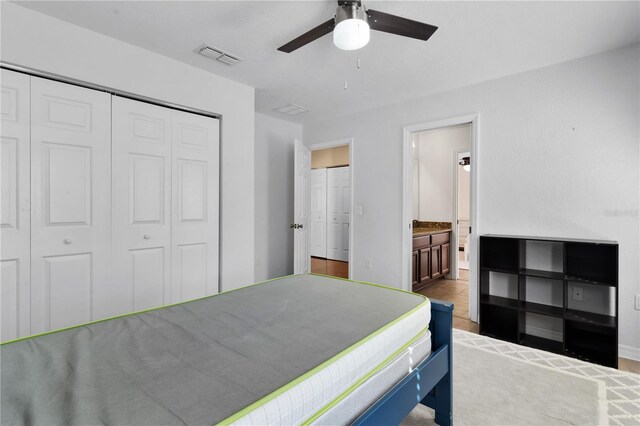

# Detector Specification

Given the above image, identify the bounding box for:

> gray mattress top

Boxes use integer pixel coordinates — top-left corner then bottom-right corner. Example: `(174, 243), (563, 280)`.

(1, 274), (425, 425)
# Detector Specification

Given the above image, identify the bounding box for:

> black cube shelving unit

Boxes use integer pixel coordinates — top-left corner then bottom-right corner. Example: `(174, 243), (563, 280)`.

(479, 235), (618, 368)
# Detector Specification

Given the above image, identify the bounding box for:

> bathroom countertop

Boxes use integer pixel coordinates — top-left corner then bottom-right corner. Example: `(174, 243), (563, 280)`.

(413, 227), (452, 237)
(412, 221), (452, 236)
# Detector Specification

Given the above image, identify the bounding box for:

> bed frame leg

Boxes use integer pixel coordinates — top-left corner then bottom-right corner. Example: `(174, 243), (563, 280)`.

(432, 370), (452, 426)
(423, 299), (453, 426)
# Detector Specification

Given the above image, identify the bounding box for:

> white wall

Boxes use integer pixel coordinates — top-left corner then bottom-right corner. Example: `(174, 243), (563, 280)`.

(304, 44), (640, 358)
(254, 113), (302, 282)
(415, 126), (470, 221)
(0, 2), (256, 291)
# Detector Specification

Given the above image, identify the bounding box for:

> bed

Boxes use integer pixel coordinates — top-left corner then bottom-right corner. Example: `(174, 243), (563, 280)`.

(1, 274), (452, 425)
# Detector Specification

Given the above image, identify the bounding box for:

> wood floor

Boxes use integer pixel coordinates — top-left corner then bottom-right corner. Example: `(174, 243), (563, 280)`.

(311, 257), (349, 279)
(417, 269), (640, 374)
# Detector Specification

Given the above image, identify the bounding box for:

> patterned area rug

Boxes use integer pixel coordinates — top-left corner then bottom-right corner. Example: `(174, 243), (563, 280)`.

(402, 329), (640, 425)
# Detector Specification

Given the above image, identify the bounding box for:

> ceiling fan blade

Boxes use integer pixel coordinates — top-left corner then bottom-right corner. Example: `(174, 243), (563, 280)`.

(278, 18), (336, 53)
(366, 9), (438, 42)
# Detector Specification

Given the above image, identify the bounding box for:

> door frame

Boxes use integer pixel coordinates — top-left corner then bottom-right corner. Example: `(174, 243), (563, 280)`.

(402, 114), (479, 322)
(308, 137), (354, 280)
(452, 147), (471, 281)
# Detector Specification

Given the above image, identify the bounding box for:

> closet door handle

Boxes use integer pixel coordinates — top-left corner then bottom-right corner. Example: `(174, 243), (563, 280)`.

(63, 238), (72, 245)
(143, 234), (151, 240)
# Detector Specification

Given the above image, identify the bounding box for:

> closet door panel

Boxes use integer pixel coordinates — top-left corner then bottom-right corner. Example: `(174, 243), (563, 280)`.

(1, 69), (30, 340)
(326, 166), (350, 262)
(44, 253), (92, 330)
(340, 167), (351, 261)
(112, 97), (171, 315)
(171, 110), (219, 302)
(310, 169), (327, 258)
(30, 77), (111, 333)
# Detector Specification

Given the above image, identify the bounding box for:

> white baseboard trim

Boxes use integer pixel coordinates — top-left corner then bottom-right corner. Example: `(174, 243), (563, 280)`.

(525, 325), (563, 343)
(619, 344), (640, 362)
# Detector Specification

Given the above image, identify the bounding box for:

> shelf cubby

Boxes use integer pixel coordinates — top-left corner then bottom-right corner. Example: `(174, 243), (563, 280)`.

(480, 303), (518, 343)
(520, 334), (564, 355)
(480, 235), (618, 368)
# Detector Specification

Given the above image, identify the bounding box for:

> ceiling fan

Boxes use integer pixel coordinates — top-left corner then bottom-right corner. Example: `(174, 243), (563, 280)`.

(278, 0), (438, 53)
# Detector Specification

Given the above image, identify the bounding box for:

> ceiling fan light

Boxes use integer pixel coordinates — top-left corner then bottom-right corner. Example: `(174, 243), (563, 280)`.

(333, 18), (370, 50)
(333, 4), (370, 51)
(463, 164), (470, 172)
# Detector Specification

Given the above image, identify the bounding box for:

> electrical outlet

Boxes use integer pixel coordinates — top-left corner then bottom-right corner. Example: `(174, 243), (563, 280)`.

(572, 287), (583, 302)
(365, 258), (372, 269)
(635, 294), (640, 311)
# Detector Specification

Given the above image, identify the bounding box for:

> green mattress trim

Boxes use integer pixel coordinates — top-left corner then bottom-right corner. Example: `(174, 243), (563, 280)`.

(218, 278), (428, 425)
(303, 324), (430, 425)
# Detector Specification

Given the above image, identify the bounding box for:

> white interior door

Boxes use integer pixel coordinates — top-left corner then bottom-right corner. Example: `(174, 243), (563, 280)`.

(310, 168), (327, 258)
(30, 76), (111, 332)
(171, 109), (219, 302)
(327, 166), (350, 262)
(112, 97), (172, 314)
(293, 139), (310, 274)
(1, 69), (31, 341)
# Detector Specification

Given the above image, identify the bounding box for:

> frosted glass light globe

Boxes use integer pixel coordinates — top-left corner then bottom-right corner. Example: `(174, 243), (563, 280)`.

(333, 18), (370, 50)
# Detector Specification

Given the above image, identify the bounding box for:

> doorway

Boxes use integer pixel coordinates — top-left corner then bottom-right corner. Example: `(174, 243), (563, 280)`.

(456, 150), (471, 280)
(309, 143), (351, 279)
(402, 115), (479, 324)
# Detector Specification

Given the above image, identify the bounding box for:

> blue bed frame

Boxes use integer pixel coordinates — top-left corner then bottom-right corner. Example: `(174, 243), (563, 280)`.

(352, 299), (453, 426)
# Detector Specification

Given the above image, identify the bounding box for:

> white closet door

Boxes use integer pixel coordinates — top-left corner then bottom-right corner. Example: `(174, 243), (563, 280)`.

(327, 166), (350, 262)
(112, 97), (171, 314)
(1, 69), (30, 341)
(310, 168), (327, 258)
(171, 110), (219, 302)
(30, 77), (111, 333)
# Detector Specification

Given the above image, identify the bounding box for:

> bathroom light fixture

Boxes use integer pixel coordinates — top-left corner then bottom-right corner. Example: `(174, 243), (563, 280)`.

(459, 156), (470, 172)
(333, 4), (370, 50)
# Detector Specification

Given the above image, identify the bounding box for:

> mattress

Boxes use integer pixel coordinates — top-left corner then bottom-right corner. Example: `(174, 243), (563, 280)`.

(1, 274), (430, 425)
(312, 328), (432, 425)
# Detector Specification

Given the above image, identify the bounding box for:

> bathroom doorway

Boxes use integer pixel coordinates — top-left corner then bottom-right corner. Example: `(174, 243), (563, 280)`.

(402, 114), (479, 325)
(456, 150), (471, 282)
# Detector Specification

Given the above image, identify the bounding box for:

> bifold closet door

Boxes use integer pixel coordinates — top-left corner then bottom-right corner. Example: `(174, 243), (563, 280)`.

(326, 166), (350, 262)
(111, 97), (171, 314)
(310, 168), (327, 258)
(1, 69), (31, 340)
(30, 77), (111, 333)
(171, 110), (219, 302)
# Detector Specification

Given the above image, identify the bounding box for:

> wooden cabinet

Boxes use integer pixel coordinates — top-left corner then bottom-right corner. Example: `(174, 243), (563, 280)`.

(412, 231), (450, 292)
(419, 248), (431, 284)
(431, 246), (442, 280)
(412, 250), (419, 288)
(441, 243), (450, 274)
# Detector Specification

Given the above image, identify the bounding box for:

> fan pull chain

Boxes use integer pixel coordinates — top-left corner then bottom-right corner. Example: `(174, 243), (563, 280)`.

(344, 44), (348, 92)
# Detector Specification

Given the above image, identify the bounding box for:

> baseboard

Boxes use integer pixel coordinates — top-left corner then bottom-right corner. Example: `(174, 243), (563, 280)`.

(525, 325), (562, 342)
(619, 344), (640, 362)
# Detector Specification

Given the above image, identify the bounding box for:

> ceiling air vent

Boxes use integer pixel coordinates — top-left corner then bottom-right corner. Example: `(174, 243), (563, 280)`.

(198, 45), (242, 66)
(275, 104), (309, 116)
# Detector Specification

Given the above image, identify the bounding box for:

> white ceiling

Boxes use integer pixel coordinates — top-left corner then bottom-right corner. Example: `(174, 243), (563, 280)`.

(16, 1), (640, 124)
